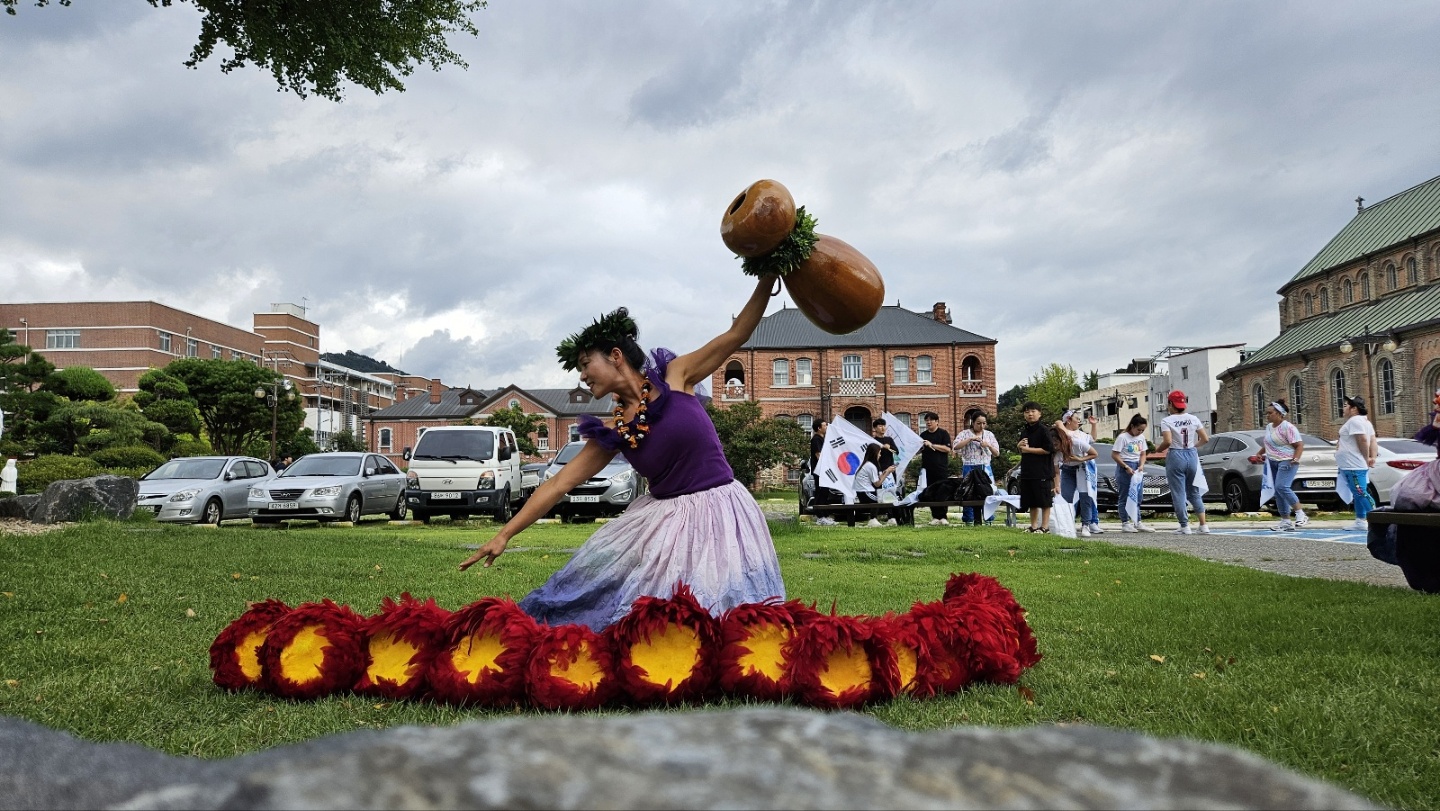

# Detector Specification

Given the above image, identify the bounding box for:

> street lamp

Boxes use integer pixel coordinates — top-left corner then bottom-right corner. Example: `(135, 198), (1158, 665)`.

(255, 378), (295, 462)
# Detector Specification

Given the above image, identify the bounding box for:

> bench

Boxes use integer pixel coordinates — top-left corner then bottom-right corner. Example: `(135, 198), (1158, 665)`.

(1367, 508), (1440, 593)
(807, 499), (1015, 527)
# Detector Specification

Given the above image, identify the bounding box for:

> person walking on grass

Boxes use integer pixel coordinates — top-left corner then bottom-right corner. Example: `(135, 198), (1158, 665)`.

(1337, 395), (1378, 532)
(1155, 390), (1211, 535)
(1259, 398), (1304, 532)
(1056, 410), (1100, 537)
(919, 412), (953, 526)
(1111, 414), (1156, 533)
(1016, 401), (1056, 534)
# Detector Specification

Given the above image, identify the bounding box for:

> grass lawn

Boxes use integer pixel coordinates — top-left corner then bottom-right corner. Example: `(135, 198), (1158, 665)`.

(2, 515), (1437, 808)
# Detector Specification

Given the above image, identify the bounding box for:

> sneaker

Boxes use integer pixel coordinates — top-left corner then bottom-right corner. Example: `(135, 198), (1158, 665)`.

(1294, 509), (1309, 526)
(1136, 523), (1156, 533)
(1347, 519), (1368, 532)
(1172, 526), (1192, 535)
(928, 518), (944, 526)
(1121, 522), (1138, 533)
(815, 516), (836, 526)
(1270, 519), (1295, 532)
(886, 518), (898, 526)
(866, 518), (882, 527)
(1088, 523), (1105, 534)
(1197, 524), (1211, 534)
(1079, 525), (1091, 537)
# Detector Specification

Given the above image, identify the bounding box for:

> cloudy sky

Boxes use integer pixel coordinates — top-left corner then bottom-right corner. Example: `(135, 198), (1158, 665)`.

(4, 1), (1440, 394)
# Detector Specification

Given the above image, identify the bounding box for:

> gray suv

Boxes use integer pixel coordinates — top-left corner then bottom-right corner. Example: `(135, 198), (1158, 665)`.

(1198, 430), (1340, 513)
(543, 440), (647, 523)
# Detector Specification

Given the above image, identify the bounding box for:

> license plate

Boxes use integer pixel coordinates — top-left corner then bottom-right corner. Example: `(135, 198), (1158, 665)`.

(1142, 488), (1161, 496)
(430, 492), (460, 500)
(142, 505), (160, 514)
(570, 494), (601, 503)
(268, 501), (298, 510)
(1303, 480), (1334, 489)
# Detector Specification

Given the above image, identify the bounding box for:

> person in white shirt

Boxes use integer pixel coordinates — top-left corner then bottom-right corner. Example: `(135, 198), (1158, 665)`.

(1336, 395), (1378, 531)
(954, 411), (1000, 526)
(1055, 410), (1101, 537)
(1154, 390), (1210, 535)
(1111, 414), (1155, 533)
(852, 443), (892, 527)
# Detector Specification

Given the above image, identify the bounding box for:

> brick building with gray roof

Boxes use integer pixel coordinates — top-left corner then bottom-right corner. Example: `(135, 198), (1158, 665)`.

(1217, 173), (1440, 439)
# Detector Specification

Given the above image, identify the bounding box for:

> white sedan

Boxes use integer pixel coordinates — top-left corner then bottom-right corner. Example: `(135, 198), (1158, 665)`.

(1367, 438), (1434, 505)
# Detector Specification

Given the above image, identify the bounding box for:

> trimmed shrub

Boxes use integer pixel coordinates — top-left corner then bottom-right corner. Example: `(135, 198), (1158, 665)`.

(171, 438), (215, 457)
(16, 455), (103, 495)
(90, 445), (165, 471)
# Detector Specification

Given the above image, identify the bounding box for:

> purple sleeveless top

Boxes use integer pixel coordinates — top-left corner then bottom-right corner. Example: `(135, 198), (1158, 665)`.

(577, 349), (735, 498)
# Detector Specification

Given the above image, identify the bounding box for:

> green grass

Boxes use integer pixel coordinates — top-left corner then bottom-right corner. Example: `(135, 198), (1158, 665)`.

(2, 516), (1438, 808)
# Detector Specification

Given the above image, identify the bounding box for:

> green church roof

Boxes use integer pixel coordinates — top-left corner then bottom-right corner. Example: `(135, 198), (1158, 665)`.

(1287, 174), (1440, 288)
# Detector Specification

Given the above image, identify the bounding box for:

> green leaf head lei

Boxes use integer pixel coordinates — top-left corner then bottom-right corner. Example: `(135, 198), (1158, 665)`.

(739, 206), (819, 278)
(556, 307), (640, 372)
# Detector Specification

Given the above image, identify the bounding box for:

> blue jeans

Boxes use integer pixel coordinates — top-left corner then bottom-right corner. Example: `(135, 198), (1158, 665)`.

(1059, 465), (1098, 526)
(1115, 464), (1138, 525)
(1341, 469), (1373, 519)
(1165, 448), (1206, 526)
(960, 464), (992, 524)
(1268, 458), (1299, 518)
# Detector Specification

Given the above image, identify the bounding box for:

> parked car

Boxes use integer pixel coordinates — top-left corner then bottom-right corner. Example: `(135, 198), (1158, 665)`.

(248, 452), (407, 524)
(1197, 430), (1341, 513)
(136, 456), (275, 525)
(1369, 438), (1434, 505)
(542, 440), (647, 522)
(403, 425), (533, 523)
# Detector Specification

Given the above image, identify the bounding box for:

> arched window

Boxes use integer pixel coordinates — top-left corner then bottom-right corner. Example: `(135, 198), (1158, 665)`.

(842, 354), (862, 380)
(775, 413), (791, 423)
(1407, 257), (1419, 285)
(1289, 377), (1305, 425)
(1304, 292), (1313, 315)
(916, 355), (934, 384)
(772, 358), (790, 387)
(1252, 383), (1266, 428)
(1380, 359), (1395, 415)
(1319, 288), (1330, 312)
(961, 355), (982, 381)
(795, 358), (812, 386)
(1360, 272), (1371, 299)
(1331, 369), (1347, 418)
(892, 356), (910, 384)
(724, 360), (745, 386)
(1342, 279), (1353, 304)
(1386, 263), (1397, 290)
(379, 428), (392, 451)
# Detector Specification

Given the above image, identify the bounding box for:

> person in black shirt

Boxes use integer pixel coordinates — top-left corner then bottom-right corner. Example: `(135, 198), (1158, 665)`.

(870, 418), (900, 490)
(808, 420), (839, 524)
(1016, 401), (1056, 533)
(919, 412), (953, 525)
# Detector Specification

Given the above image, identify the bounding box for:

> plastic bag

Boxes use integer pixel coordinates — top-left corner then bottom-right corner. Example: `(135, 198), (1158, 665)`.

(1049, 497), (1077, 538)
(1391, 458), (1440, 511)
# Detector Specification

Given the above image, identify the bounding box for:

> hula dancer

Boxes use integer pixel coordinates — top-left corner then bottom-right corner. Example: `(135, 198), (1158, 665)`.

(459, 277), (787, 631)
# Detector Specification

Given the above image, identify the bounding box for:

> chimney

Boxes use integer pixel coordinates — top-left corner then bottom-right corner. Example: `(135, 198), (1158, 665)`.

(931, 302), (952, 324)
(428, 379), (444, 405)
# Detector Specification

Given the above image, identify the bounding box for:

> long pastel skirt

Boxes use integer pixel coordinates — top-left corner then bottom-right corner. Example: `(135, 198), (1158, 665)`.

(518, 479), (786, 631)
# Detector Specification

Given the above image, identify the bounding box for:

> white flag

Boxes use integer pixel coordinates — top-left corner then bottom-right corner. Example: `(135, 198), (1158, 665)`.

(881, 412), (924, 474)
(815, 416), (877, 505)
(1259, 461), (1275, 507)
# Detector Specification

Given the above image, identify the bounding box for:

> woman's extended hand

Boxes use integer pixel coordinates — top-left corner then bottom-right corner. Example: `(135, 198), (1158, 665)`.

(459, 536), (509, 570)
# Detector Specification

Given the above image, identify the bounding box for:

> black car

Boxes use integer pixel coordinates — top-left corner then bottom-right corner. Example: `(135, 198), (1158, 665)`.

(1006, 449), (1175, 516)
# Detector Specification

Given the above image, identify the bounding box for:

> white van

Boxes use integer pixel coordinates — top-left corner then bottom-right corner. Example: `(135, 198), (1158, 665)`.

(403, 426), (535, 523)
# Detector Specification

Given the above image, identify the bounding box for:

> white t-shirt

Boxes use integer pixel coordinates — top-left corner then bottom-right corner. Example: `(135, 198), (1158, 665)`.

(1062, 429), (1093, 467)
(1161, 413), (1204, 450)
(1336, 415), (1376, 470)
(853, 462), (881, 495)
(1113, 432), (1148, 465)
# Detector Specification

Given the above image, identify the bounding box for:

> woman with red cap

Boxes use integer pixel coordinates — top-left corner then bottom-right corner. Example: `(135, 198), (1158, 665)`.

(1155, 390), (1210, 534)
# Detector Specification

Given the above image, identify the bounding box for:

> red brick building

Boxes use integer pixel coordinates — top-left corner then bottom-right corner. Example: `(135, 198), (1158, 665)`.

(711, 301), (998, 436)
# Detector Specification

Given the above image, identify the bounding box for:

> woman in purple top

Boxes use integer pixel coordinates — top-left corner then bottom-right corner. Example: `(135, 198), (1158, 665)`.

(459, 276), (786, 630)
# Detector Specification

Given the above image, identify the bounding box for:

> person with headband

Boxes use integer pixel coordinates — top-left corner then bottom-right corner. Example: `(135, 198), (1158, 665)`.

(1055, 409), (1101, 536)
(458, 276), (786, 630)
(1154, 390), (1210, 535)
(1259, 398), (1305, 532)
(1336, 395), (1378, 532)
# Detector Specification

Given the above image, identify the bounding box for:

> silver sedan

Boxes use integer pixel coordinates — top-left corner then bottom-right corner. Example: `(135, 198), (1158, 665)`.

(247, 452), (408, 525)
(137, 456), (275, 525)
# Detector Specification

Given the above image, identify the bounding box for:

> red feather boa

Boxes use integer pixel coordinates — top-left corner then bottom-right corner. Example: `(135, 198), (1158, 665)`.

(427, 597), (540, 707)
(259, 599), (366, 700)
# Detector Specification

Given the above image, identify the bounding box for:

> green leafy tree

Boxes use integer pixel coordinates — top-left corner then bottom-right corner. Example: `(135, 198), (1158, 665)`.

(36, 400), (169, 455)
(42, 366), (116, 402)
(134, 368), (203, 448)
(163, 359), (304, 456)
(474, 405), (545, 456)
(281, 428), (322, 459)
(704, 401), (808, 490)
(1025, 363), (1082, 421)
(4, 0), (488, 101)
(0, 328), (59, 453)
(996, 384), (1027, 411)
(1083, 369), (1101, 391)
(330, 429), (366, 453)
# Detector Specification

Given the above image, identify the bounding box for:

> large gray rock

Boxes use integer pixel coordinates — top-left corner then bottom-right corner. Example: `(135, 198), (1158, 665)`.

(0, 494), (40, 520)
(0, 709), (1377, 810)
(33, 475), (138, 524)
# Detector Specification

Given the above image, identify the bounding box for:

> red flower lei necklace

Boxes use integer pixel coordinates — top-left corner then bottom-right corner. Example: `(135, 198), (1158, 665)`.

(613, 381), (652, 449)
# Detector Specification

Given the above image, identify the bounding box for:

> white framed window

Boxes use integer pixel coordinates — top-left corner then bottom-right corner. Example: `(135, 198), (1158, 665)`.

(916, 355), (933, 384)
(772, 359), (790, 387)
(1407, 257), (1419, 285)
(892, 356), (909, 385)
(1290, 377), (1305, 425)
(795, 358), (812, 386)
(187, 338), (199, 357)
(158, 331), (172, 353)
(797, 414), (813, 433)
(45, 329), (80, 349)
(212, 345), (223, 359)
(842, 354), (862, 380)
(1380, 359), (1395, 415)
(893, 412), (912, 430)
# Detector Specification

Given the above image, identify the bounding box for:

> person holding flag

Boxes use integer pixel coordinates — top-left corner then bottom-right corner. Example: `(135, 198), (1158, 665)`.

(880, 411), (924, 490)
(956, 411), (1001, 526)
(814, 416), (879, 508)
(1056, 410), (1100, 536)
(1154, 390), (1211, 535)
(1111, 414), (1156, 533)
(870, 418), (901, 492)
